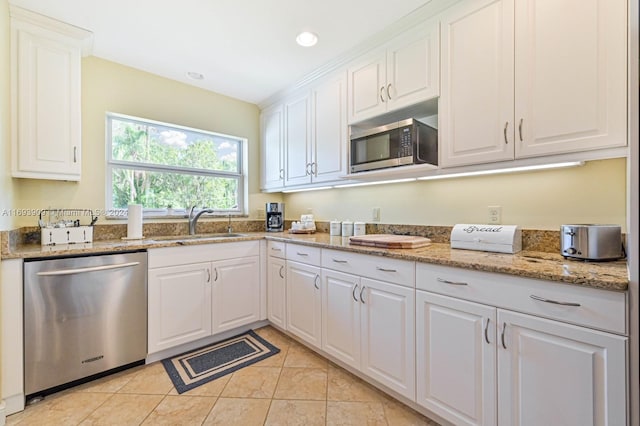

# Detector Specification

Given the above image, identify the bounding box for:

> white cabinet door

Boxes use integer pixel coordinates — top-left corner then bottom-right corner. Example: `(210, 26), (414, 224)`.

(311, 72), (348, 183)
(284, 93), (312, 187)
(514, 0), (627, 157)
(360, 278), (415, 400)
(386, 19), (440, 112)
(348, 51), (387, 123)
(286, 261), (322, 348)
(267, 256), (287, 330)
(211, 256), (261, 335)
(11, 12), (90, 181)
(148, 263), (212, 354)
(260, 104), (284, 190)
(321, 269), (361, 370)
(439, 0), (515, 168)
(416, 291), (497, 426)
(498, 309), (627, 426)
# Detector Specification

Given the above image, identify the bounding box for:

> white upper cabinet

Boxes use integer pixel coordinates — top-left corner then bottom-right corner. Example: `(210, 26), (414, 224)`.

(10, 6), (92, 181)
(348, 20), (440, 124)
(513, 0), (627, 158)
(284, 93), (312, 187)
(440, 0), (627, 168)
(260, 104), (285, 190)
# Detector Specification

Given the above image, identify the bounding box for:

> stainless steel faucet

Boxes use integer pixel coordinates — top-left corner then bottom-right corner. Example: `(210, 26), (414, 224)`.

(227, 214), (233, 234)
(189, 206), (215, 235)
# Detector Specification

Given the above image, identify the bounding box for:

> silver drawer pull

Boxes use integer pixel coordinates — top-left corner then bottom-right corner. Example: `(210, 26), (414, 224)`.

(484, 318), (491, 344)
(332, 258), (348, 263)
(376, 266), (397, 273)
(296, 252), (309, 256)
(271, 247), (282, 252)
(352, 284), (359, 302)
(437, 278), (468, 286)
(530, 294), (581, 307)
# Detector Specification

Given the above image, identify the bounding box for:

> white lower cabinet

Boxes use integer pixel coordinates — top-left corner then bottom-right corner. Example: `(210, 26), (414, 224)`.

(416, 270), (628, 426)
(267, 255), (287, 330)
(148, 262), (213, 354)
(416, 291), (496, 426)
(286, 260), (322, 348)
(498, 309), (627, 426)
(321, 269), (415, 400)
(148, 241), (261, 355)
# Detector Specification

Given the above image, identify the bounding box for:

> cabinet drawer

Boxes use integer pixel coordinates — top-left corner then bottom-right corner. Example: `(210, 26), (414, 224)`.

(416, 263), (627, 335)
(322, 249), (415, 287)
(267, 241), (286, 258)
(286, 244), (321, 266)
(149, 241), (260, 268)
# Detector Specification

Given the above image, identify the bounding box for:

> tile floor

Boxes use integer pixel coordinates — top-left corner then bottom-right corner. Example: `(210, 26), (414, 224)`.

(7, 326), (440, 426)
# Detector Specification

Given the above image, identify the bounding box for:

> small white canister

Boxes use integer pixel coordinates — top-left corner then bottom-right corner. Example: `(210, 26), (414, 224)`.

(353, 221), (366, 236)
(330, 220), (342, 236)
(341, 220), (354, 237)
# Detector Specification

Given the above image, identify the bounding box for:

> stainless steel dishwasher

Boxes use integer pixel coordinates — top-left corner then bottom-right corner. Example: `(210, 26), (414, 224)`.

(24, 250), (147, 398)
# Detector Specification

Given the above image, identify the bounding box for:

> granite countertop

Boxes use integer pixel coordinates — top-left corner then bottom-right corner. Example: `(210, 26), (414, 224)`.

(1, 231), (628, 292)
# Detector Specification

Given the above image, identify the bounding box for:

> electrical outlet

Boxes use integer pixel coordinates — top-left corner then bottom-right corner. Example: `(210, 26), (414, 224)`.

(488, 205), (502, 224)
(256, 208), (265, 219)
(372, 207), (381, 222)
(307, 208), (313, 214)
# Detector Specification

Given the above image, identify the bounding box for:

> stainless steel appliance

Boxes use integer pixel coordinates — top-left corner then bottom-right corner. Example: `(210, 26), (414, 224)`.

(349, 118), (437, 173)
(560, 224), (623, 261)
(266, 202), (284, 232)
(24, 251), (148, 398)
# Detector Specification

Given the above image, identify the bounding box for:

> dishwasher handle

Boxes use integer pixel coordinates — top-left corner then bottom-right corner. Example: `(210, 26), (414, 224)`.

(36, 261), (141, 276)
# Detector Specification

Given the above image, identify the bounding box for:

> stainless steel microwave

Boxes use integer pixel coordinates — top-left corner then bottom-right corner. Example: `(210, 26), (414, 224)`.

(349, 118), (438, 173)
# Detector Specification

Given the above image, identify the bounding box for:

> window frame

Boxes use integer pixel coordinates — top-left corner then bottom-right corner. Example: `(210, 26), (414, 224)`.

(105, 112), (247, 217)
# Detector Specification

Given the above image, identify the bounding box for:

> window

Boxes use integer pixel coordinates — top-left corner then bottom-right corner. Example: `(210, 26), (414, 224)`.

(106, 113), (246, 215)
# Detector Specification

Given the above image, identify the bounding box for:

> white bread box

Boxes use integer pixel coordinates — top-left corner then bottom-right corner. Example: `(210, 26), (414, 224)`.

(451, 224), (522, 254)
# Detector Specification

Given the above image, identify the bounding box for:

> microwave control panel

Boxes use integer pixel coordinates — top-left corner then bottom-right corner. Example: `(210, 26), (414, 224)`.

(399, 127), (413, 157)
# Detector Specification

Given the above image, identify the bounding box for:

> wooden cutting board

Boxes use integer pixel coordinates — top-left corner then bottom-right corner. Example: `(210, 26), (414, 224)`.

(349, 234), (431, 249)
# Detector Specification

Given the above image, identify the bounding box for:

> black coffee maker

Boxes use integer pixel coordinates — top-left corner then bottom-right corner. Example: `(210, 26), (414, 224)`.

(266, 202), (284, 232)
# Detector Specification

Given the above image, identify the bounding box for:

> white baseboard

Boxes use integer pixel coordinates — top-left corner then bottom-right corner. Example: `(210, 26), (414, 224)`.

(0, 400), (5, 426)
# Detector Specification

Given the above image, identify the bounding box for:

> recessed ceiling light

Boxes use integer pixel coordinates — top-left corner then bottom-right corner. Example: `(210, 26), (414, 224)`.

(186, 71), (204, 80)
(296, 31), (318, 47)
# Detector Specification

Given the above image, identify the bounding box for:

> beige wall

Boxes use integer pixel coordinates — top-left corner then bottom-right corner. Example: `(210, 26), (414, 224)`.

(284, 158), (627, 231)
(10, 56), (276, 227)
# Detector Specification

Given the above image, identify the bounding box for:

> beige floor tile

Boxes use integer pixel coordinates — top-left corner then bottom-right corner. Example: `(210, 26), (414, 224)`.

(265, 400), (326, 426)
(202, 397), (271, 426)
(382, 398), (440, 426)
(7, 392), (110, 426)
(167, 374), (231, 396)
(79, 393), (164, 425)
(254, 326), (293, 349)
(253, 346), (288, 367)
(283, 343), (328, 369)
(117, 362), (173, 395)
(327, 365), (386, 402)
(326, 401), (387, 426)
(141, 395), (217, 425)
(274, 368), (327, 400)
(221, 366), (281, 398)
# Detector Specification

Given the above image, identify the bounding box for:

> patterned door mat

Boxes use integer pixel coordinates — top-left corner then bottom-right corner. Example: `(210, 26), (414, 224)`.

(162, 330), (280, 394)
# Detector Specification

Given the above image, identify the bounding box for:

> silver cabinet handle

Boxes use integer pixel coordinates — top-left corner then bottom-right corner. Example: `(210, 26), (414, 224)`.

(503, 122), (509, 144)
(484, 318), (491, 344)
(214, 268), (218, 282)
(376, 266), (397, 273)
(311, 162), (317, 176)
(279, 169), (284, 180)
(359, 285), (366, 303)
(279, 265), (285, 279)
(530, 294), (581, 307)
(332, 258), (348, 264)
(352, 284), (359, 302)
(297, 252), (309, 256)
(73, 146), (78, 163)
(518, 118), (523, 142)
(386, 83), (392, 99)
(305, 163), (311, 176)
(207, 269), (211, 283)
(437, 277), (468, 286)
(501, 322), (507, 349)
(36, 261), (140, 276)
(380, 86), (385, 102)
(314, 274), (320, 290)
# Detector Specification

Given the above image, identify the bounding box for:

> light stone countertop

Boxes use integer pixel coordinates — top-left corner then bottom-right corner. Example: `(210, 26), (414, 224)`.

(1, 231), (628, 292)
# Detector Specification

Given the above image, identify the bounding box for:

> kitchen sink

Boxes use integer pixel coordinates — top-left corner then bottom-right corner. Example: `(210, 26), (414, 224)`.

(148, 233), (247, 243)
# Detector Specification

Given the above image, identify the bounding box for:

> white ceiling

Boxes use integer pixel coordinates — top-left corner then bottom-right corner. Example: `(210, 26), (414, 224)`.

(10, 0), (432, 104)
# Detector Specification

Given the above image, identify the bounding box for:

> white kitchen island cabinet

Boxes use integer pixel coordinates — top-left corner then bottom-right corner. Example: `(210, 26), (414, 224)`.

(439, 0), (627, 168)
(416, 263), (628, 426)
(10, 6), (92, 181)
(147, 241), (261, 356)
